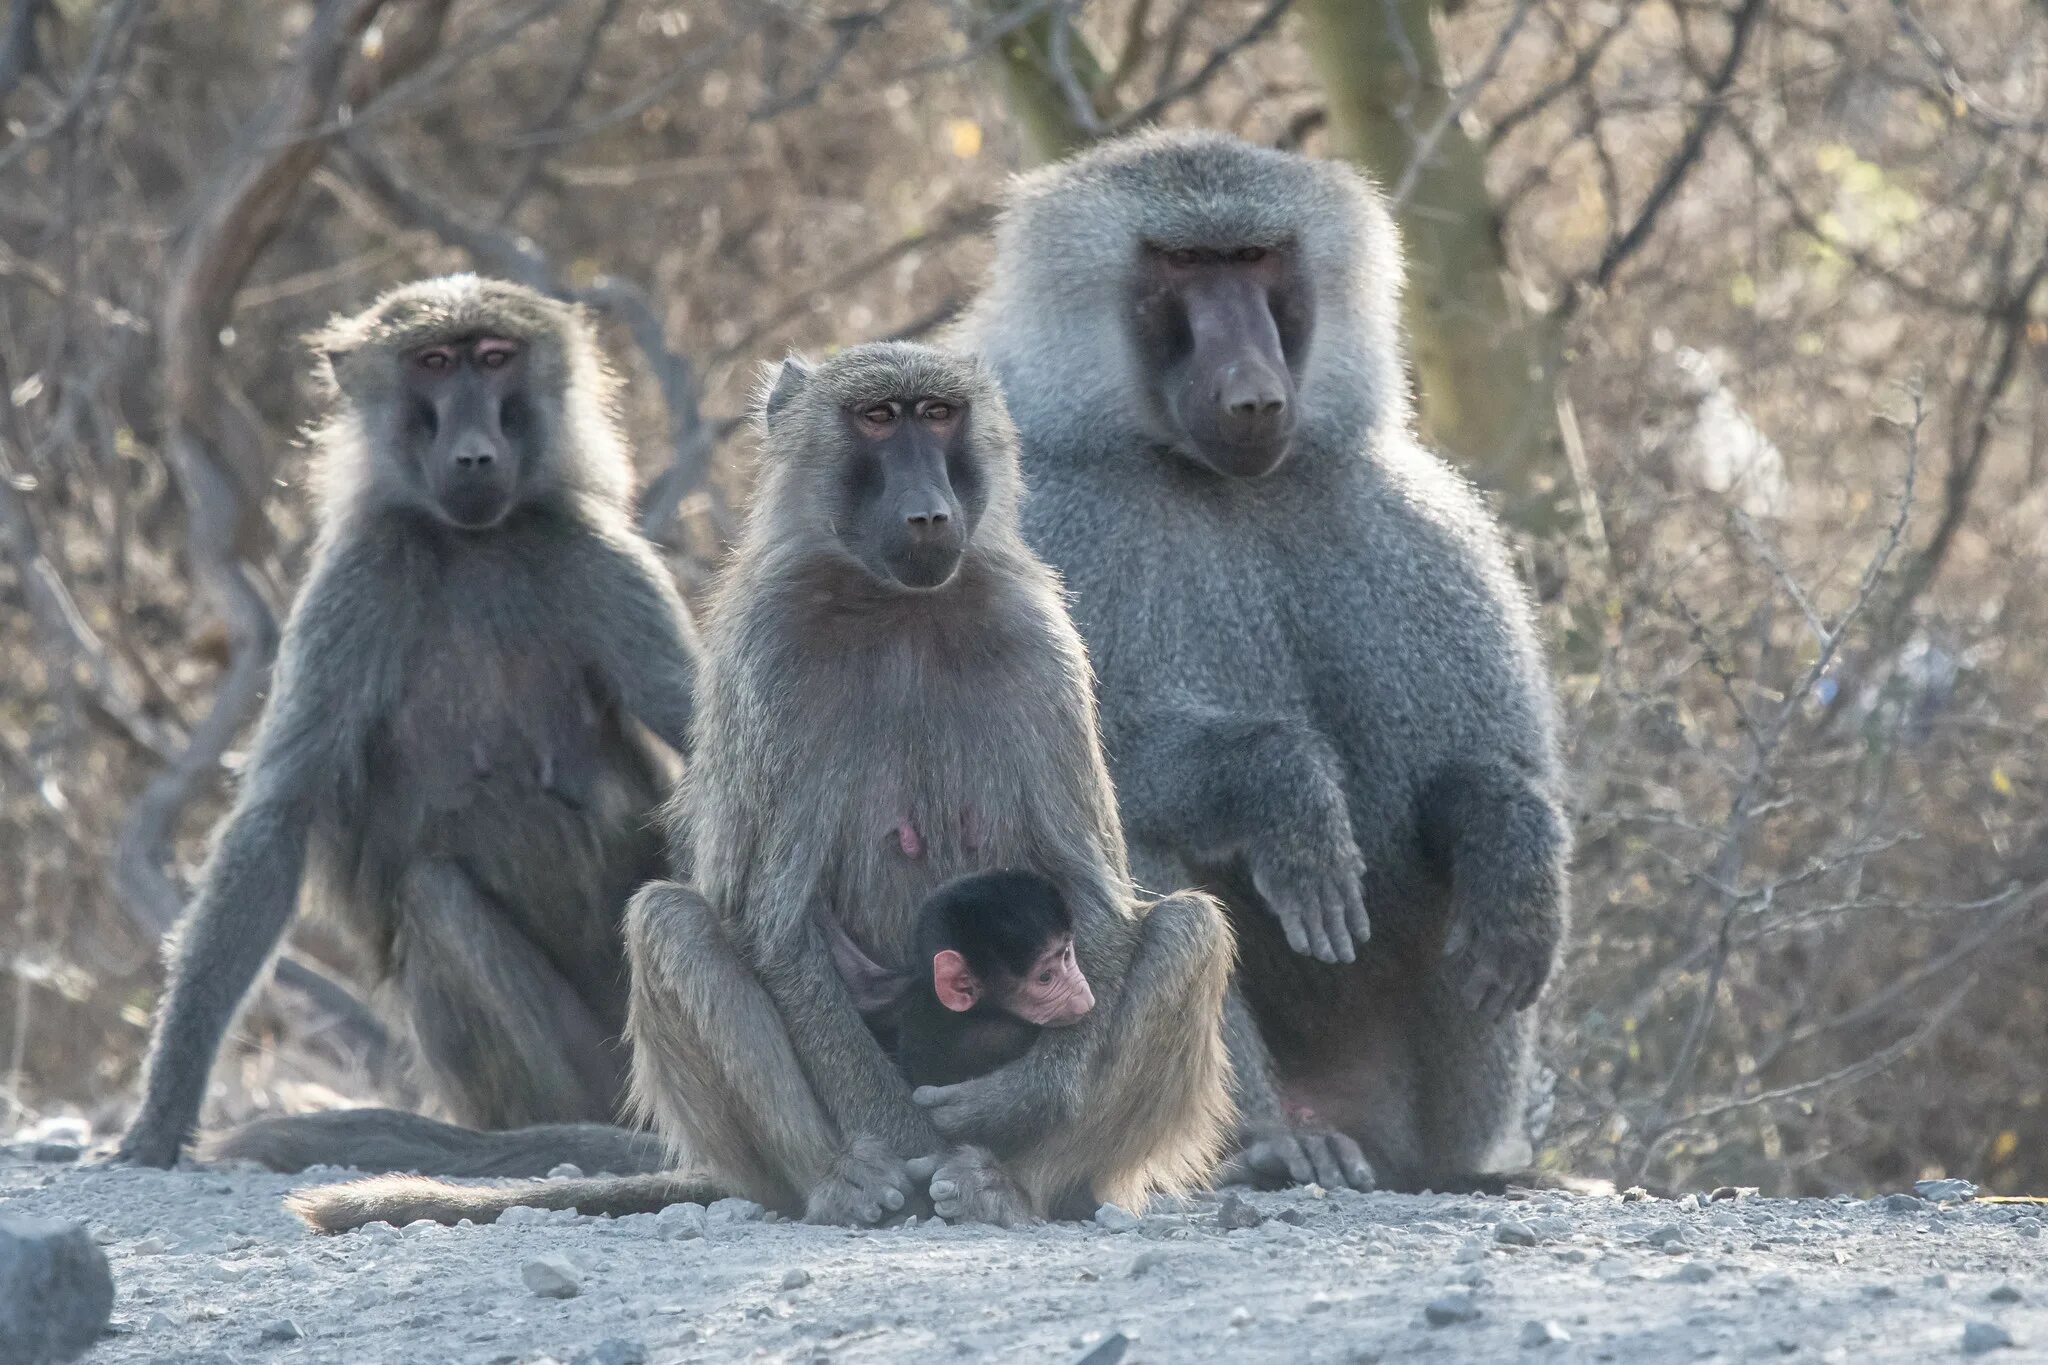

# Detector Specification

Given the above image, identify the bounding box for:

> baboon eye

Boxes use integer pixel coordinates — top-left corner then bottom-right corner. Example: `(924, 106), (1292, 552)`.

(476, 339), (519, 368)
(919, 400), (954, 422)
(1234, 247), (1267, 264)
(861, 402), (898, 426)
(416, 347), (454, 371)
(1039, 970), (1054, 984)
(1166, 247), (1204, 268)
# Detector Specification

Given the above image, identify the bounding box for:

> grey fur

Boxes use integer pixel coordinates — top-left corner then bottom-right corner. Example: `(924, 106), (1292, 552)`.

(114, 276), (701, 1170)
(951, 129), (1570, 1191)
(285, 342), (1233, 1234)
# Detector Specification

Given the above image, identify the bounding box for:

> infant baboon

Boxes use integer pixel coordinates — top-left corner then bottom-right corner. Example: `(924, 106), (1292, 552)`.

(115, 275), (700, 1171)
(285, 342), (1233, 1232)
(953, 130), (1571, 1192)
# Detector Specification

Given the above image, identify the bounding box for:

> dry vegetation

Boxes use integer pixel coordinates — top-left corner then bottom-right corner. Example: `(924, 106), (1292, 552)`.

(1, 0), (2043, 1197)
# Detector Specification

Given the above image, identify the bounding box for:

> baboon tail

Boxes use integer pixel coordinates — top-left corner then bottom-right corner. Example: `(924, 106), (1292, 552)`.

(201, 1108), (669, 1178)
(286, 1171), (722, 1234)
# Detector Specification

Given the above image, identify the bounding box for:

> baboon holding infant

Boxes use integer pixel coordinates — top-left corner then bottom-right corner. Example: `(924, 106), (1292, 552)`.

(115, 277), (700, 1171)
(287, 343), (1234, 1231)
(957, 129), (1570, 1192)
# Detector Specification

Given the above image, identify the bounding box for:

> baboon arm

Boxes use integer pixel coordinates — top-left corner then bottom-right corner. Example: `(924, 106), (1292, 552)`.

(1419, 758), (1567, 1019)
(117, 555), (382, 1166)
(580, 535), (700, 754)
(755, 917), (944, 1160)
(1106, 699), (1353, 862)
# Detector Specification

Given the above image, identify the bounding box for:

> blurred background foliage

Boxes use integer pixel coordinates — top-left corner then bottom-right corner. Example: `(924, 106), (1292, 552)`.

(1, 0), (2044, 1196)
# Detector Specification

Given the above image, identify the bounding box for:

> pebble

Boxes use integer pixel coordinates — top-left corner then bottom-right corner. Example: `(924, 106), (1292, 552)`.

(1756, 1272), (1796, 1296)
(131, 1237), (167, 1256)
(1215, 1193), (1264, 1230)
(1495, 1219), (1538, 1247)
(31, 1143), (81, 1165)
(0, 1215), (115, 1365)
(654, 1203), (707, 1241)
(1914, 1179), (1978, 1203)
(1666, 1263), (1714, 1284)
(1987, 1285), (2021, 1304)
(1453, 1238), (1487, 1263)
(547, 1163), (585, 1180)
(576, 1339), (648, 1365)
(1228, 1306), (1252, 1328)
(1520, 1320), (1571, 1348)
(1125, 1249), (1171, 1278)
(1276, 1208), (1308, 1226)
(779, 1268), (813, 1291)
(1862, 1285), (1898, 1299)
(1424, 1291), (1481, 1327)
(2015, 1217), (2042, 1239)
(1072, 1333), (1130, 1365)
(522, 1255), (584, 1299)
(1873, 1193), (1926, 1214)
(706, 1198), (766, 1225)
(258, 1319), (304, 1343)
(1961, 1322), (2013, 1355)
(1927, 1274), (1951, 1289)
(1305, 1295), (1333, 1314)
(1094, 1204), (1140, 1233)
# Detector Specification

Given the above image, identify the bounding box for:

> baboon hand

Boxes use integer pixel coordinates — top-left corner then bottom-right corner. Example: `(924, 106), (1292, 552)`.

(1218, 1119), (1375, 1192)
(908, 1147), (1036, 1227)
(803, 1136), (916, 1226)
(1441, 911), (1554, 1021)
(108, 1125), (184, 1170)
(1249, 839), (1369, 964)
(911, 1073), (1025, 1147)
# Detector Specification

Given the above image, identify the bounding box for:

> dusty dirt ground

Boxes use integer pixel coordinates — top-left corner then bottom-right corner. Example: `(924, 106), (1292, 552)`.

(4, 1147), (2044, 1364)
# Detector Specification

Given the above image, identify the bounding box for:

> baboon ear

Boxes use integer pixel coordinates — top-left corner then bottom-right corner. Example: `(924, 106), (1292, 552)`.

(762, 356), (812, 425)
(931, 949), (980, 1013)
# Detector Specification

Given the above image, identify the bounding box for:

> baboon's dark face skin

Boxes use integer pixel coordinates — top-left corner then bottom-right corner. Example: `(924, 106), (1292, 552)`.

(1129, 241), (1315, 479)
(836, 393), (985, 590)
(399, 335), (535, 529)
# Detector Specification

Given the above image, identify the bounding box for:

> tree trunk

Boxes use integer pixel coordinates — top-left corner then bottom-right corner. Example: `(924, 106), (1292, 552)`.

(1300, 0), (1567, 533)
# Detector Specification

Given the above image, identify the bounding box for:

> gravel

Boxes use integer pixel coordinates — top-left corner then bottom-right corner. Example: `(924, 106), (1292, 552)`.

(7, 1156), (2047, 1362)
(0, 1214), (115, 1364)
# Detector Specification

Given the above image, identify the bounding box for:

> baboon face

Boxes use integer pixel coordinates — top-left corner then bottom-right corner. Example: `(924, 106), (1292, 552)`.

(1129, 240), (1315, 479)
(836, 390), (983, 591)
(396, 334), (537, 529)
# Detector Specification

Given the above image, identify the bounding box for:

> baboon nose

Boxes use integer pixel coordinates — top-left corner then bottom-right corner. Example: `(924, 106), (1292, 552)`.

(905, 507), (951, 530)
(1219, 373), (1288, 424)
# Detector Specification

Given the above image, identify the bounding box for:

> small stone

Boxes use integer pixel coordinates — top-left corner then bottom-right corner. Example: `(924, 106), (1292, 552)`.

(547, 1163), (584, 1180)
(706, 1197), (766, 1225)
(1276, 1207), (1308, 1226)
(0, 1216), (115, 1365)
(1756, 1273), (1796, 1296)
(1425, 1291), (1481, 1327)
(1666, 1263), (1713, 1285)
(1076, 1269), (1098, 1283)
(1094, 1204), (1140, 1233)
(258, 1319), (304, 1343)
(1125, 1249), (1171, 1278)
(1927, 1274), (1952, 1289)
(1915, 1179), (1978, 1203)
(1874, 1193), (1926, 1214)
(1961, 1322), (2013, 1355)
(1215, 1193), (1264, 1231)
(1494, 1219), (1538, 1247)
(1987, 1285), (2021, 1304)
(1228, 1306), (1252, 1328)
(1520, 1320), (1571, 1348)
(1863, 1285), (1898, 1299)
(1072, 1333), (1130, 1365)
(577, 1340), (647, 1365)
(654, 1203), (707, 1241)
(499, 1205), (545, 1227)
(31, 1143), (81, 1164)
(521, 1255), (583, 1299)
(1621, 1186), (1650, 1202)
(1453, 1238), (1487, 1263)
(779, 1268), (813, 1291)
(1676, 1194), (1702, 1212)
(1305, 1296), (1333, 1314)
(1644, 1222), (1687, 1248)
(144, 1312), (174, 1333)
(2015, 1217), (2042, 1239)
(131, 1237), (167, 1256)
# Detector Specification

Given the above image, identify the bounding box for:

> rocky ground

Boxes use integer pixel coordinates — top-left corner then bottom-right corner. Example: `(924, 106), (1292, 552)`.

(2, 1145), (2044, 1364)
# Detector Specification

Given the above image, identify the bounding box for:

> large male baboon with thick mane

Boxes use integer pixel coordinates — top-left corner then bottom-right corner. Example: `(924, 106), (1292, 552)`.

(954, 130), (1570, 1192)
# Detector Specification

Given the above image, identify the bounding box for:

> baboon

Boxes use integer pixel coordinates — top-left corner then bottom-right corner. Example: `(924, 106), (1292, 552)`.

(859, 870), (1094, 1089)
(114, 275), (701, 1170)
(951, 129), (1570, 1193)
(286, 342), (1233, 1232)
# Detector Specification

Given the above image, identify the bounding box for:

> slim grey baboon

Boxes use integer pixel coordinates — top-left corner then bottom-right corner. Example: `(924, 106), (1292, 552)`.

(285, 342), (1234, 1232)
(951, 130), (1570, 1193)
(114, 275), (701, 1170)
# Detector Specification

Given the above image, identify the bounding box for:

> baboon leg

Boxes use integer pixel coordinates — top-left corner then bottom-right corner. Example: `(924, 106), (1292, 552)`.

(625, 880), (839, 1214)
(1019, 891), (1235, 1212)
(395, 860), (618, 1129)
(1411, 975), (1532, 1182)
